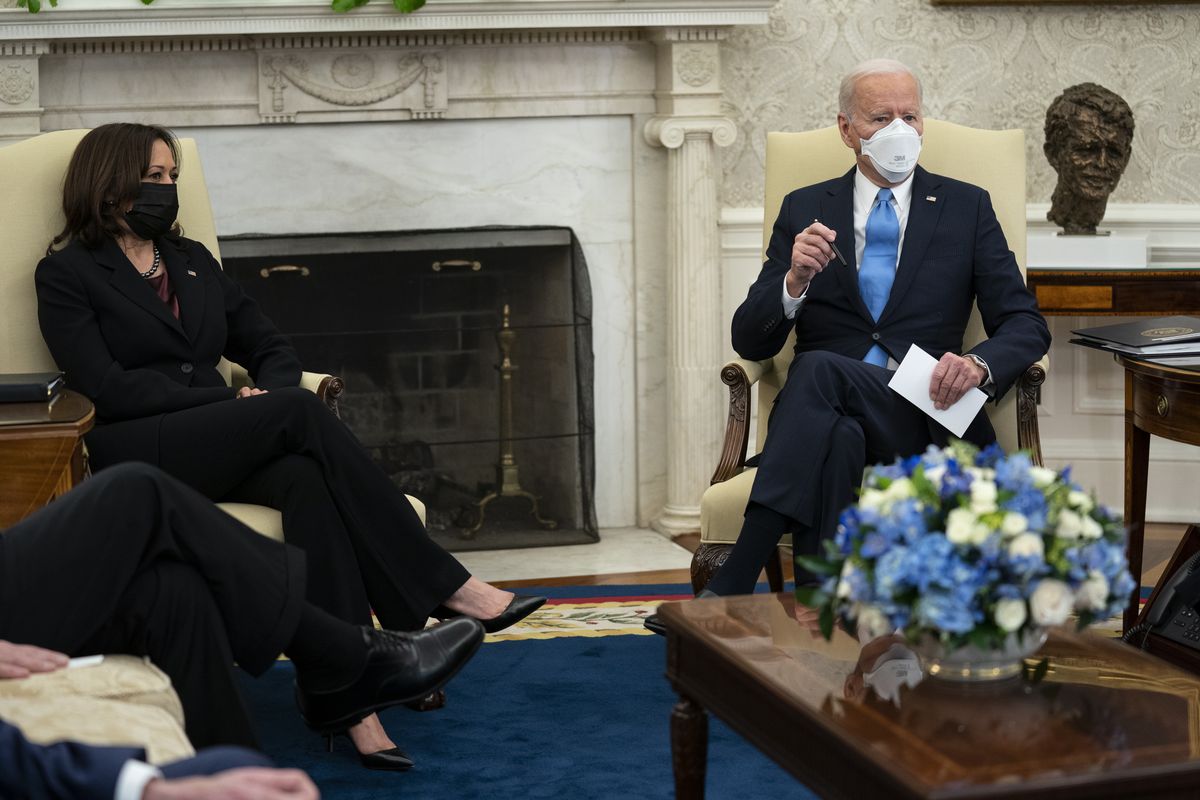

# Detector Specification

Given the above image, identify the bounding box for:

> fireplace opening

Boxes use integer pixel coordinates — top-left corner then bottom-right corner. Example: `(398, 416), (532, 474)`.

(221, 227), (597, 552)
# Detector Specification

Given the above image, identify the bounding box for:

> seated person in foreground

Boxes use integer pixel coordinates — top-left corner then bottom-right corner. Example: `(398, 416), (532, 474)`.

(0, 464), (484, 773)
(0, 709), (317, 800)
(34, 123), (543, 763)
(699, 59), (1049, 598)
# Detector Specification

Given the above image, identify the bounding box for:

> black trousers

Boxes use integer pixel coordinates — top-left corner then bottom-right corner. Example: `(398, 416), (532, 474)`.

(85, 387), (470, 631)
(0, 463), (306, 749)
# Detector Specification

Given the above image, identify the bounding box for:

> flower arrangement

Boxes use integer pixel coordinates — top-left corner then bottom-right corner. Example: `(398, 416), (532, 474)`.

(797, 441), (1135, 654)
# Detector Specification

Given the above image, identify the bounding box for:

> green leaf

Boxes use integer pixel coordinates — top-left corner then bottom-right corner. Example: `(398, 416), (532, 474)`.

(795, 555), (839, 577)
(793, 586), (828, 609)
(19, 0), (42, 13)
(393, 0), (427, 11)
(818, 604), (834, 641)
(331, 0), (371, 12)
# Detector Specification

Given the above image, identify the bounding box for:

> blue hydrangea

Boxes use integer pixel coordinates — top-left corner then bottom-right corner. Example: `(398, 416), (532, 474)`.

(994, 452), (1034, 492)
(915, 591), (976, 633)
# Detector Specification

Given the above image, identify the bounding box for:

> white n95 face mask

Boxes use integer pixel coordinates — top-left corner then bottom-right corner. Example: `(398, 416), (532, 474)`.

(860, 118), (922, 183)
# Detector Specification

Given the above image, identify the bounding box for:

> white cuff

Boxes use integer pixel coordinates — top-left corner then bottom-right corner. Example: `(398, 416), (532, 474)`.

(115, 759), (163, 800)
(781, 274), (806, 319)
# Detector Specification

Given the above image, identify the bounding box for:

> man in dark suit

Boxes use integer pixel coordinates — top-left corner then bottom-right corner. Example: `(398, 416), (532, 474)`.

(0, 712), (316, 799)
(702, 59), (1051, 596)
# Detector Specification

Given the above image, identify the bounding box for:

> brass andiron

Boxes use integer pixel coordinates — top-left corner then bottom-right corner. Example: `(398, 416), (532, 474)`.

(465, 304), (558, 536)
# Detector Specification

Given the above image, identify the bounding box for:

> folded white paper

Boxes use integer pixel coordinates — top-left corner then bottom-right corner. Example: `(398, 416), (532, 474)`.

(887, 344), (987, 438)
(67, 655), (104, 669)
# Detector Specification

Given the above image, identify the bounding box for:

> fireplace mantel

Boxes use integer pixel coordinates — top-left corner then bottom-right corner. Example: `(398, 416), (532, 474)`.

(0, 0), (771, 40)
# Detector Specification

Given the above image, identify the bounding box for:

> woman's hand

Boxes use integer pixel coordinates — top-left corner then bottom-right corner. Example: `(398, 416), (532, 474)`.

(235, 387), (269, 399)
(0, 640), (69, 679)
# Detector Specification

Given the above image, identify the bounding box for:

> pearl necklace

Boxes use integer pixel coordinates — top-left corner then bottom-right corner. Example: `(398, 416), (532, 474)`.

(139, 244), (161, 280)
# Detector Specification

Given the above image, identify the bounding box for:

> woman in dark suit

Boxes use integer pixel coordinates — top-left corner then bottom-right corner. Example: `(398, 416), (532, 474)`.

(34, 123), (544, 769)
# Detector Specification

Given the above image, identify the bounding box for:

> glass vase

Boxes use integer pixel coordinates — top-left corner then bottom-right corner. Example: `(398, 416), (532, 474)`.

(916, 628), (1048, 682)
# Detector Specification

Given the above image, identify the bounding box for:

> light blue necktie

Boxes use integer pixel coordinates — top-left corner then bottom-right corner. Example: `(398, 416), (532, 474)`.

(859, 187), (899, 367)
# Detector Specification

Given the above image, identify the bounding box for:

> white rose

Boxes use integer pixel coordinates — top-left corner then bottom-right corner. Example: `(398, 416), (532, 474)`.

(854, 604), (892, 642)
(970, 480), (998, 515)
(1068, 490), (1095, 514)
(1056, 509), (1083, 540)
(1029, 466), (1057, 488)
(884, 478), (914, 503)
(945, 508), (977, 545)
(1075, 571), (1110, 612)
(1080, 514), (1103, 540)
(859, 488), (887, 513)
(1001, 512), (1028, 537)
(994, 598), (1028, 633)
(1008, 532), (1045, 560)
(1030, 579), (1073, 626)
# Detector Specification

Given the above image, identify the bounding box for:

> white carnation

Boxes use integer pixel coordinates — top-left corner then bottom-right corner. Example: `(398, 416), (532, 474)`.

(854, 604), (892, 642)
(945, 508), (977, 545)
(1008, 532), (1045, 560)
(1001, 512), (1028, 537)
(1056, 509), (1083, 540)
(1029, 466), (1057, 488)
(1030, 579), (1073, 626)
(1080, 514), (1103, 540)
(994, 598), (1028, 632)
(1068, 490), (1095, 514)
(970, 480), (998, 515)
(1075, 571), (1110, 612)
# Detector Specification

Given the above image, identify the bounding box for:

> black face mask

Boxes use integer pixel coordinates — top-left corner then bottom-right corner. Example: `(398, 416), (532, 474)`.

(123, 182), (179, 241)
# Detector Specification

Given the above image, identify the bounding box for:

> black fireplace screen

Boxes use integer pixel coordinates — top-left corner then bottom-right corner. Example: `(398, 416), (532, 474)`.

(221, 227), (597, 552)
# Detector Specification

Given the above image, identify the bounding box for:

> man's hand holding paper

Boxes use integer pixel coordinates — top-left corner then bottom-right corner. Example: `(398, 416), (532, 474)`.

(888, 344), (988, 438)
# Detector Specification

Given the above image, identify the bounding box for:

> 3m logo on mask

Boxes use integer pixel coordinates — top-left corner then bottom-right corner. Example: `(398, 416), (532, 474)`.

(860, 119), (922, 183)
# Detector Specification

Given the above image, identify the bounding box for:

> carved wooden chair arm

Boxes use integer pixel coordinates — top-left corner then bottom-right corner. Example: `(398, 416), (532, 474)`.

(228, 363), (346, 418)
(1016, 355), (1048, 467)
(710, 357), (772, 485)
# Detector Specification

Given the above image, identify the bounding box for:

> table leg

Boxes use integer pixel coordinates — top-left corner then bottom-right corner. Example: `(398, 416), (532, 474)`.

(671, 693), (708, 800)
(1124, 403), (1150, 634)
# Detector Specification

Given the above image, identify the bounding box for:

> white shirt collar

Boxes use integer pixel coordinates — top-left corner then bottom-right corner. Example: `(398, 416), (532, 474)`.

(853, 166), (915, 218)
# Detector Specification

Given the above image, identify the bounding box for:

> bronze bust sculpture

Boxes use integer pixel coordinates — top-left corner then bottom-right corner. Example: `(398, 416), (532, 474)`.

(1043, 83), (1135, 235)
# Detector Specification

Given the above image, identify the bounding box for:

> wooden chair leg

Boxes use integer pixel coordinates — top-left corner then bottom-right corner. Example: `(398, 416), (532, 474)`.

(690, 544), (731, 595)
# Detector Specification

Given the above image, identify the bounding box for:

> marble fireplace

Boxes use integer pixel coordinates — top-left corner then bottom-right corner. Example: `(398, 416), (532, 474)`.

(0, 0), (774, 533)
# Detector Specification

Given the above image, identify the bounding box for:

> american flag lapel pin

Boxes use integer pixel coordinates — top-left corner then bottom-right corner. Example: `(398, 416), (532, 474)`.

(187, 269), (197, 276)
(925, 195), (937, 203)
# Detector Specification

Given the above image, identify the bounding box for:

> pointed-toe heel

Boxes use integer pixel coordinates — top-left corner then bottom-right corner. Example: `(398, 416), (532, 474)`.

(325, 733), (415, 771)
(296, 617), (484, 735)
(433, 594), (547, 634)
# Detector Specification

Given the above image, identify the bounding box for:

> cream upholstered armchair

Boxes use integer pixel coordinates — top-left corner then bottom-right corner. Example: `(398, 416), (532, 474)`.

(693, 120), (1049, 593)
(0, 128), (424, 536)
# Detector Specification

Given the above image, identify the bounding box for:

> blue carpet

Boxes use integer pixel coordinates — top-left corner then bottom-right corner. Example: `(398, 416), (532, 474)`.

(238, 632), (818, 799)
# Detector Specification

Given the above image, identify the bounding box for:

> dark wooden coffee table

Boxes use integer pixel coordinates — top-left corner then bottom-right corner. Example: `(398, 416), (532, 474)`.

(660, 592), (1200, 799)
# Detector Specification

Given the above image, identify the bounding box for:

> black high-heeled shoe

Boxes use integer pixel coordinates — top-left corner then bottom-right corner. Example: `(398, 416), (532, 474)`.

(325, 732), (415, 772)
(295, 618), (484, 735)
(434, 594), (546, 634)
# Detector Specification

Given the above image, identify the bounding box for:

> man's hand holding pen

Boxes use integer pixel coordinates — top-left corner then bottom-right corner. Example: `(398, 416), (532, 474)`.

(788, 220), (846, 298)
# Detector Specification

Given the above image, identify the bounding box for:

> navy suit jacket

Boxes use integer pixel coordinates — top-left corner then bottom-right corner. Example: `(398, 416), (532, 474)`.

(0, 717), (139, 799)
(732, 166), (1050, 443)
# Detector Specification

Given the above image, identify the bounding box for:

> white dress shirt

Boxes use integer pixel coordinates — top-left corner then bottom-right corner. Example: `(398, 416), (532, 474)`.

(115, 759), (163, 800)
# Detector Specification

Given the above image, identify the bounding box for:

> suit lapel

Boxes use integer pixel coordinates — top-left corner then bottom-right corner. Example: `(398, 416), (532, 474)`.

(162, 238), (205, 343)
(879, 166), (945, 324)
(97, 238), (188, 339)
(821, 169), (874, 326)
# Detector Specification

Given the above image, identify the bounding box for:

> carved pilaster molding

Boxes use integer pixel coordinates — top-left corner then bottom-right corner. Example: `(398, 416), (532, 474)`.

(646, 113), (735, 536)
(257, 46), (447, 124)
(0, 41), (47, 141)
(647, 27), (727, 118)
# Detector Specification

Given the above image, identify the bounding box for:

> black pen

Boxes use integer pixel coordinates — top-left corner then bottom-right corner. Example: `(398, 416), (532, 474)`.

(813, 218), (848, 266)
